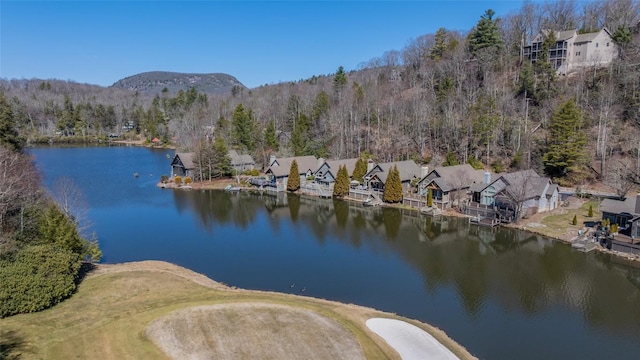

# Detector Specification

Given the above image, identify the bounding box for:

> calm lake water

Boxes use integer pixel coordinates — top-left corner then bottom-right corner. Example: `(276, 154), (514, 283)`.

(30, 145), (640, 360)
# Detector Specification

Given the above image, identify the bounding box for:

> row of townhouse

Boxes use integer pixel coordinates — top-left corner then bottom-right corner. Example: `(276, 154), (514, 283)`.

(262, 155), (560, 222)
(171, 151), (639, 235)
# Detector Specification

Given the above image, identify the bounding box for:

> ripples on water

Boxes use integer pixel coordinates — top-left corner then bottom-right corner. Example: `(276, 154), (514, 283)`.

(29, 145), (640, 360)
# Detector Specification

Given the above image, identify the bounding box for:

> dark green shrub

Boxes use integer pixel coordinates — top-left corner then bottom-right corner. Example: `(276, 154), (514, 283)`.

(467, 156), (483, 170)
(0, 245), (81, 318)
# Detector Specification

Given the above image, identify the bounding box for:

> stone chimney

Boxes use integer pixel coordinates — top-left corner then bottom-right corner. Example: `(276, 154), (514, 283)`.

(367, 159), (375, 173)
(317, 157), (325, 171)
(269, 154), (276, 167)
(635, 194), (640, 214)
(421, 166), (429, 179)
(483, 171), (491, 184)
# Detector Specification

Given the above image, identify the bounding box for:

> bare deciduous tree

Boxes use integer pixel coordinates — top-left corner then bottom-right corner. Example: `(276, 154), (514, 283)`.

(0, 146), (42, 249)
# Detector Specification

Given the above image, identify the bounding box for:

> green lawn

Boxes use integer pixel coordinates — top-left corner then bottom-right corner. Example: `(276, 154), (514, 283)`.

(535, 199), (601, 240)
(0, 261), (475, 360)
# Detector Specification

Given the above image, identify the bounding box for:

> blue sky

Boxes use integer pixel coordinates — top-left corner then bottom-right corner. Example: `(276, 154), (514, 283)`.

(1, 1), (529, 89)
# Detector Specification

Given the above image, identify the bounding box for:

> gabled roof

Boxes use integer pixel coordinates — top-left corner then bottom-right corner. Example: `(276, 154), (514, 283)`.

(368, 160), (421, 183)
(172, 152), (195, 170)
(535, 29), (577, 42)
(228, 149), (255, 166)
(424, 164), (486, 189)
(267, 155), (317, 177)
(499, 169), (552, 199)
(601, 194), (640, 216)
(324, 158), (359, 175)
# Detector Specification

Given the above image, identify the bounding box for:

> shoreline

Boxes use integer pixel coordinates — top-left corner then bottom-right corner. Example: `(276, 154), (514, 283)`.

(85, 260), (475, 359)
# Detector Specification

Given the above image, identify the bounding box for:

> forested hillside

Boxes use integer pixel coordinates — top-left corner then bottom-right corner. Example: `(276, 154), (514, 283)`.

(1, 0), (640, 188)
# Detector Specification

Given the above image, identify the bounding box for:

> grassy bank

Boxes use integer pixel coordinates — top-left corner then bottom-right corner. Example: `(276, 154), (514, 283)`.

(514, 198), (602, 242)
(0, 261), (475, 360)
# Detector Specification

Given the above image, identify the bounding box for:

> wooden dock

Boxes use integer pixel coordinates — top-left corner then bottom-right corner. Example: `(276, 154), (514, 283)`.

(469, 216), (500, 227)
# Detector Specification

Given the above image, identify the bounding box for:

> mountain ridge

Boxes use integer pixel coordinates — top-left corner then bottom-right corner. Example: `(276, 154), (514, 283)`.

(110, 71), (245, 95)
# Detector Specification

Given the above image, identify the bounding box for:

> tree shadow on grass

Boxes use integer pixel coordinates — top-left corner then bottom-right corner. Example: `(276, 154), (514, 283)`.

(75, 262), (97, 285)
(0, 329), (31, 359)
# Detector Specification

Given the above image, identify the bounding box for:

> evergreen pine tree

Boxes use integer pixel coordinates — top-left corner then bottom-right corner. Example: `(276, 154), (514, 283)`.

(232, 103), (257, 151)
(213, 136), (232, 177)
(543, 99), (587, 178)
(572, 214), (578, 225)
(264, 120), (279, 151)
(352, 157), (368, 183)
(427, 188), (433, 207)
(383, 166), (403, 203)
(534, 31), (558, 100)
(287, 160), (300, 192)
(289, 114), (308, 156)
(333, 165), (350, 198)
(429, 27), (448, 60)
(469, 9), (502, 55)
(588, 204), (593, 217)
(0, 92), (24, 151)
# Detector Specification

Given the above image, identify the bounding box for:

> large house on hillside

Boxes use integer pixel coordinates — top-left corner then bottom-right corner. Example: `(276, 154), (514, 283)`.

(523, 28), (617, 74)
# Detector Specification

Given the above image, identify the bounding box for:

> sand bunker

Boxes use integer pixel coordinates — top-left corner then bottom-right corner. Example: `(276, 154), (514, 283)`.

(366, 318), (459, 360)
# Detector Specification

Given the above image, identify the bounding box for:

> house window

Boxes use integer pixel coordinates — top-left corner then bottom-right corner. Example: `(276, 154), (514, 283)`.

(576, 51), (581, 56)
(607, 42), (610, 47)
(596, 43), (599, 48)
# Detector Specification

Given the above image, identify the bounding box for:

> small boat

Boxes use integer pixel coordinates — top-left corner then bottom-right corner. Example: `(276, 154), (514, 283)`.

(363, 197), (379, 207)
(133, 172), (139, 178)
(224, 184), (242, 192)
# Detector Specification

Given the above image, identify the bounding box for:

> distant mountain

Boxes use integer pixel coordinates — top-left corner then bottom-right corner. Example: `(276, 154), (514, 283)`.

(111, 71), (245, 95)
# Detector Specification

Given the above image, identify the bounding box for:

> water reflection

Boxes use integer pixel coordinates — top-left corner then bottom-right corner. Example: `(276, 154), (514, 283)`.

(179, 191), (640, 336)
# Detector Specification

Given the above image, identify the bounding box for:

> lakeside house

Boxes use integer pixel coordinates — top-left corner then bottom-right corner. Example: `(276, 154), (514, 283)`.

(264, 155), (318, 191)
(523, 28), (617, 75)
(171, 153), (195, 178)
(468, 169), (559, 221)
(364, 160), (422, 193)
(600, 194), (640, 239)
(171, 150), (254, 179)
(416, 164), (487, 209)
(313, 158), (359, 190)
(228, 150), (255, 173)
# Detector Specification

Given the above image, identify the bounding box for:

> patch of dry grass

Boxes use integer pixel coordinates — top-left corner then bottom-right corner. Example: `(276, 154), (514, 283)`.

(0, 261), (476, 360)
(147, 303), (366, 360)
(523, 199), (601, 241)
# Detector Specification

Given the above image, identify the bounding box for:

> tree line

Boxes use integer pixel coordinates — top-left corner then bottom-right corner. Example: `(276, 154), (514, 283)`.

(1, 0), (640, 188)
(0, 94), (100, 317)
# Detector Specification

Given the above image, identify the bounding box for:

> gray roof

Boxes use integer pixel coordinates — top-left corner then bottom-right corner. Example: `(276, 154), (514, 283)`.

(601, 194), (640, 216)
(267, 155), (318, 177)
(556, 29), (578, 41)
(369, 160), (421, 183)
(426, 164), (487, 191)
(575, 31), (600, 43)
(325, 158), (359, 175)
(500, 170), (551, 199)
(537, 29), (576, 42)
(228, 149), (255, 166)
(174, 152), (195, 170)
